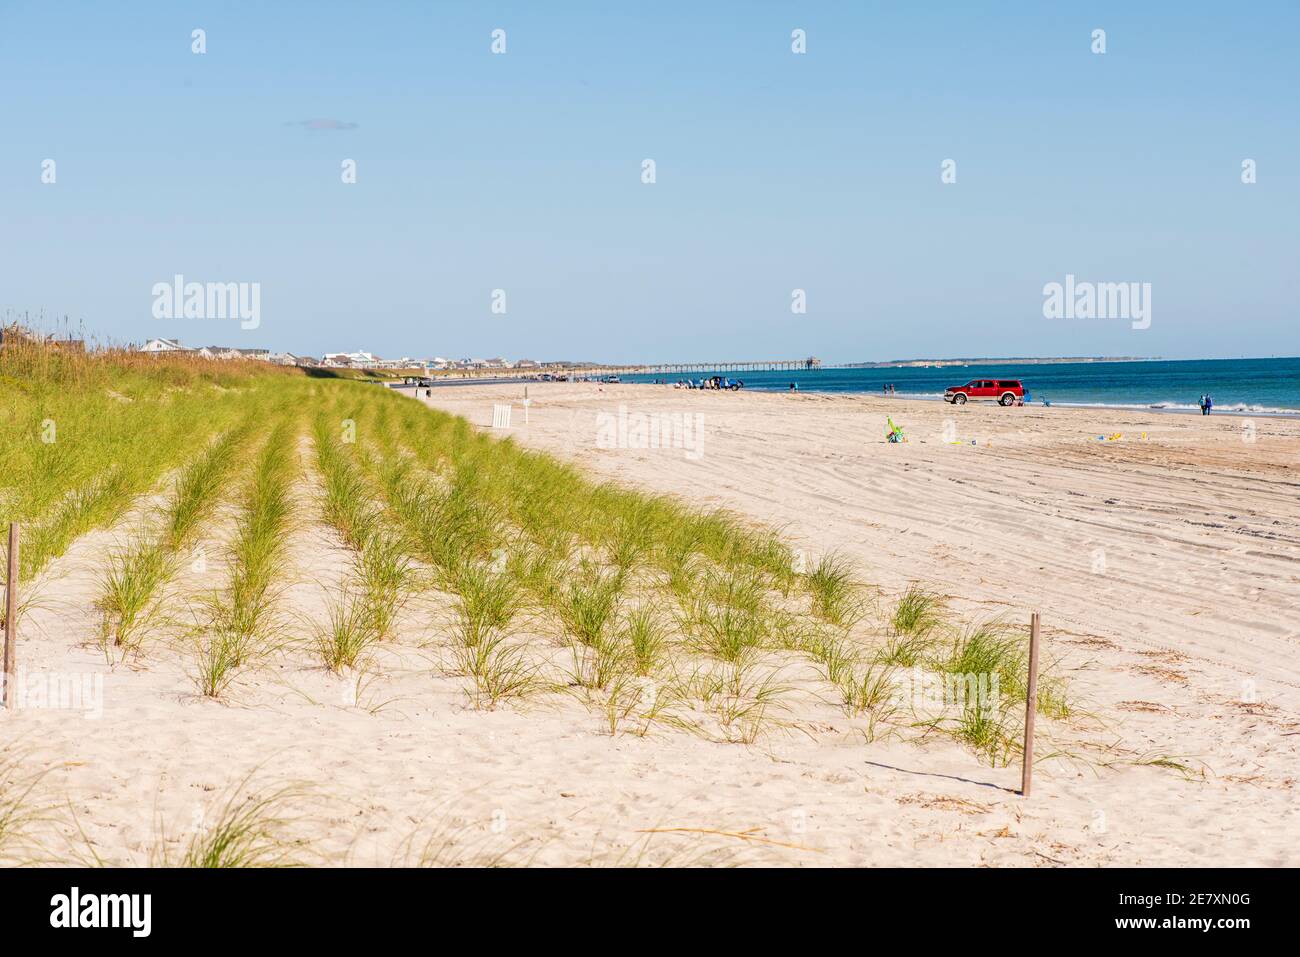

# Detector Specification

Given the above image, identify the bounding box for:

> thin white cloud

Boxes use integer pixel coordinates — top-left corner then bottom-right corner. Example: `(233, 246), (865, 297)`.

(285, 118), (358, 131)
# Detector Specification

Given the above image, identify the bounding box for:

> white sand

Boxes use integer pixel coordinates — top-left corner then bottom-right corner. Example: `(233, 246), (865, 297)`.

(5, 383), (1298, 866)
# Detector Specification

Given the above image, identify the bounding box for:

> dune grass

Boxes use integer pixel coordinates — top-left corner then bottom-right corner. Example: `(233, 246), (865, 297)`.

(447, 560), (522, 646)
(945, 622), (1025, 697)
(0, 333), (317, 655)
(890, 585), (946, 638)
(677, 566), (778, 664)
(0, 747), (49, 865)
(309, 410), (414, 673)
(621, 607), (669, 678)
(97, 423), (253, 656)
(194, 418), (301, 695)
(96, 545), (174, 654)
(6, 334), (1074, 763)
(312, 587), (378, 673)
(221, 420), (300, 654)
(180, 791), (304, 867)
(151, 774), (310, 867)
(0, 331), (302, 583)
(557, 564), (622, 646)
(308, 383), (1075, 755)
(877, 585), (947, 667)
(455, 632), (544, 709)
(806, 553), (869, 629)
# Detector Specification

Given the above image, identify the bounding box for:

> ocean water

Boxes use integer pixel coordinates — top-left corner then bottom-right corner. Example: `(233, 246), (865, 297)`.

(620, 358), (1300, 415)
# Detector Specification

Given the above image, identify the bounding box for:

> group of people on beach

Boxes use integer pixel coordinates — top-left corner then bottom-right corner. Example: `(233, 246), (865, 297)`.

(1199, 394), (1215, 415)
(674, 376), (743, 390)
(882, 383), (897, 395)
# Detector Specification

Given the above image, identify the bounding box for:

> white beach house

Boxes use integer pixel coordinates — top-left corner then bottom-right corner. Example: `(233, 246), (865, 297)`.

(139, 337), (188, 353)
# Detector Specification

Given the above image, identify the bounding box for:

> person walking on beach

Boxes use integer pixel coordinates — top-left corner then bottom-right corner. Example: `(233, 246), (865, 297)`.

(1205, 395), (1213, 415)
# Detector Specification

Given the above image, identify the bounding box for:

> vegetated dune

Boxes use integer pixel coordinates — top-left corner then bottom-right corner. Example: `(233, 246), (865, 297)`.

(2, 348), (1296, 865)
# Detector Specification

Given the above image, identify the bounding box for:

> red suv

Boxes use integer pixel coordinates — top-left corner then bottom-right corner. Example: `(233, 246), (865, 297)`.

(944, 378), (1024, 406)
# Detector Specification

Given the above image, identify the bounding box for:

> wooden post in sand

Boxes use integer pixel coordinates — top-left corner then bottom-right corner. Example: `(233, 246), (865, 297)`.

(1020, 611), (1041, 796)
(3, 523), (17, 710)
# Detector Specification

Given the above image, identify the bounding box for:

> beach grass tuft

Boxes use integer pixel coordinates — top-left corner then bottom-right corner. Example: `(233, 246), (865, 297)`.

(165, 777), (310, 868)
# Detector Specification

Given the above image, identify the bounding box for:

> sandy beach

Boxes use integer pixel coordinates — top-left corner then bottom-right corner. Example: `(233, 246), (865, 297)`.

(7, 382), (1298, 867)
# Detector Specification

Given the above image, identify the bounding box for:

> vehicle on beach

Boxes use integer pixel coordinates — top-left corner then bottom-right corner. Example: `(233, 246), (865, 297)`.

(944, 378), (1024, 406)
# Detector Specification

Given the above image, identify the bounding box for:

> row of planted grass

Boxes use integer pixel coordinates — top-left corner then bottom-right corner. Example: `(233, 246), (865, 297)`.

(194, 415), (303, 696)
(309, 403), (412, 674)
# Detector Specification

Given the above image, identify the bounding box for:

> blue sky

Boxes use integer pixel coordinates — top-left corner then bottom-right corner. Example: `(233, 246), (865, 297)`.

(1, 1), (1296, 362)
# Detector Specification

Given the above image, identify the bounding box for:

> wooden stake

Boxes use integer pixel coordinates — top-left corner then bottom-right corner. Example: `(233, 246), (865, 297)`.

(1020, 611), (1041, 796)
(3, 523), (17, 710)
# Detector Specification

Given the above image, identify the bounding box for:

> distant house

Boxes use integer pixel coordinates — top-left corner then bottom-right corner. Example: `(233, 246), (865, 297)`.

(140, 337), (187, 353)
(192, 345), (270, 361)
(514, 358), (540, 369)
(265, 352), (300, 366)
(294, 355), (320, 367)
(322, 351), (377, 368)
(196, 345), (236, 359)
